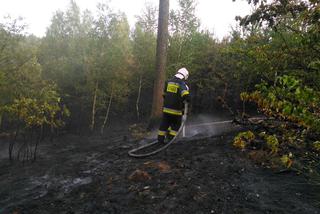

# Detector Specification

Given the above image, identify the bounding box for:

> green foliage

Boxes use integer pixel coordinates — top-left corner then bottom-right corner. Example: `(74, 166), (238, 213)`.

(167, 0), (202, 73)
(4, 91), (69, 129)
(259, 132), (279, 154)
(313, 141), (320, 152)
(0, 16), (69, 134)
(39, 1), (134, 130)
(131, 6), (157, 117)
(232, 0), (320, 174)
(280, 153), (293, 168)
(239, 75), (319, 171)
(233, 130), (255, 150)
(241, 75), (320, 133)
(0, 19), (39, 105)
(235, 0), (320, 88)
(1, 0), (319, 139)
(169, 0), (200, 37)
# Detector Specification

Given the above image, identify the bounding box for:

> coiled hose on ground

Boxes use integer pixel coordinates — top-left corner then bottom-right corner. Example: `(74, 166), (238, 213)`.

(128, 103), (188, 158)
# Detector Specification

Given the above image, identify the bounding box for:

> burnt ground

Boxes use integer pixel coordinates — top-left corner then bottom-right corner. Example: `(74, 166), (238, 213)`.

(0, 122), (320, 214)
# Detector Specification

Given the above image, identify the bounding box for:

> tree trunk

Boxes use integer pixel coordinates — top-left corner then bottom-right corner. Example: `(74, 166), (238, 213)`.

(150, 0), (169, 120)
(100, 87), (114, 135)
(136, 75), (142, 120)
(90, 81), (99, 132)
(33, 126), (43, 161)
(0, 113), (2, 130)
(9, 125), (19, 162)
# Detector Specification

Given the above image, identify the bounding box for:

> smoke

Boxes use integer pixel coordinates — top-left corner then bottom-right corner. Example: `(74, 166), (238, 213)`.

(143, 113), (235, 142)
(185, 114), (234, 138)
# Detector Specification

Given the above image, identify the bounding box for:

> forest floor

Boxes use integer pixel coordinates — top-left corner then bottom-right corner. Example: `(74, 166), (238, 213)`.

(0, 119), (319, 214)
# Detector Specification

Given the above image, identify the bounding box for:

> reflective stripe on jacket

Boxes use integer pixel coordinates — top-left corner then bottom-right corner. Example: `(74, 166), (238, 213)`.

(162, 77), (190, 115)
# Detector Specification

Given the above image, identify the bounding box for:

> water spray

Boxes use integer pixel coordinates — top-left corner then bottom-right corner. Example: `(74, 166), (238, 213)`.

(128, 103), (235, 158)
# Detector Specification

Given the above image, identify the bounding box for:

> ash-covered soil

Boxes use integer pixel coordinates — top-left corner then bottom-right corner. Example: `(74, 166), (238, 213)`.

(0, 123), (319, 214)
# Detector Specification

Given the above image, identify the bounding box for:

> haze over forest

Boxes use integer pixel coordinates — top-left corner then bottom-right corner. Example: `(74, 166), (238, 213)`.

(0, 1), (319, 212)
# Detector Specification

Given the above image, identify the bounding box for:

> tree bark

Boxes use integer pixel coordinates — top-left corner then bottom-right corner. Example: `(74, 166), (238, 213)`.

(150, 0), (169, 120)
(90, 81), (99, 132)
(100, 87), (114, 135)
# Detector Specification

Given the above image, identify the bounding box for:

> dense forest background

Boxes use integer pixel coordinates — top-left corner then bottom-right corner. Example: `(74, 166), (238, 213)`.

(0, 0), (319, 140)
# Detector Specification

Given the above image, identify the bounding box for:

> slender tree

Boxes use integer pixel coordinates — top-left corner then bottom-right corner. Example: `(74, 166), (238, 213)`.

(132, 4), (157, 120)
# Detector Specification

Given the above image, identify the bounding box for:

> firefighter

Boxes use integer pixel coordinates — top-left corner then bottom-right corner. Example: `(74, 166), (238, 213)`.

(157, 67), (190, 144)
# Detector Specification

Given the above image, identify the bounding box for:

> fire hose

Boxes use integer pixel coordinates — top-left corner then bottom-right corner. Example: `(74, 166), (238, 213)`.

(127, 103), (242, 158)
(128, 103), (189, 158)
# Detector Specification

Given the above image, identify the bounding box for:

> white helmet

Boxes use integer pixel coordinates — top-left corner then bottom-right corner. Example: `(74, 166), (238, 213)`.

(174, 67), (189, 80)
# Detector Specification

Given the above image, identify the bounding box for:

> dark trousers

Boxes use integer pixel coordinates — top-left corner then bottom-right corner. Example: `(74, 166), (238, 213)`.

(158, 113), (182, 143)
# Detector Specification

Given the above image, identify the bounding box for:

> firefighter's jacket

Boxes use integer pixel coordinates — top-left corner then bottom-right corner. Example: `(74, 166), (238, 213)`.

(162, 77), (190, 116)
